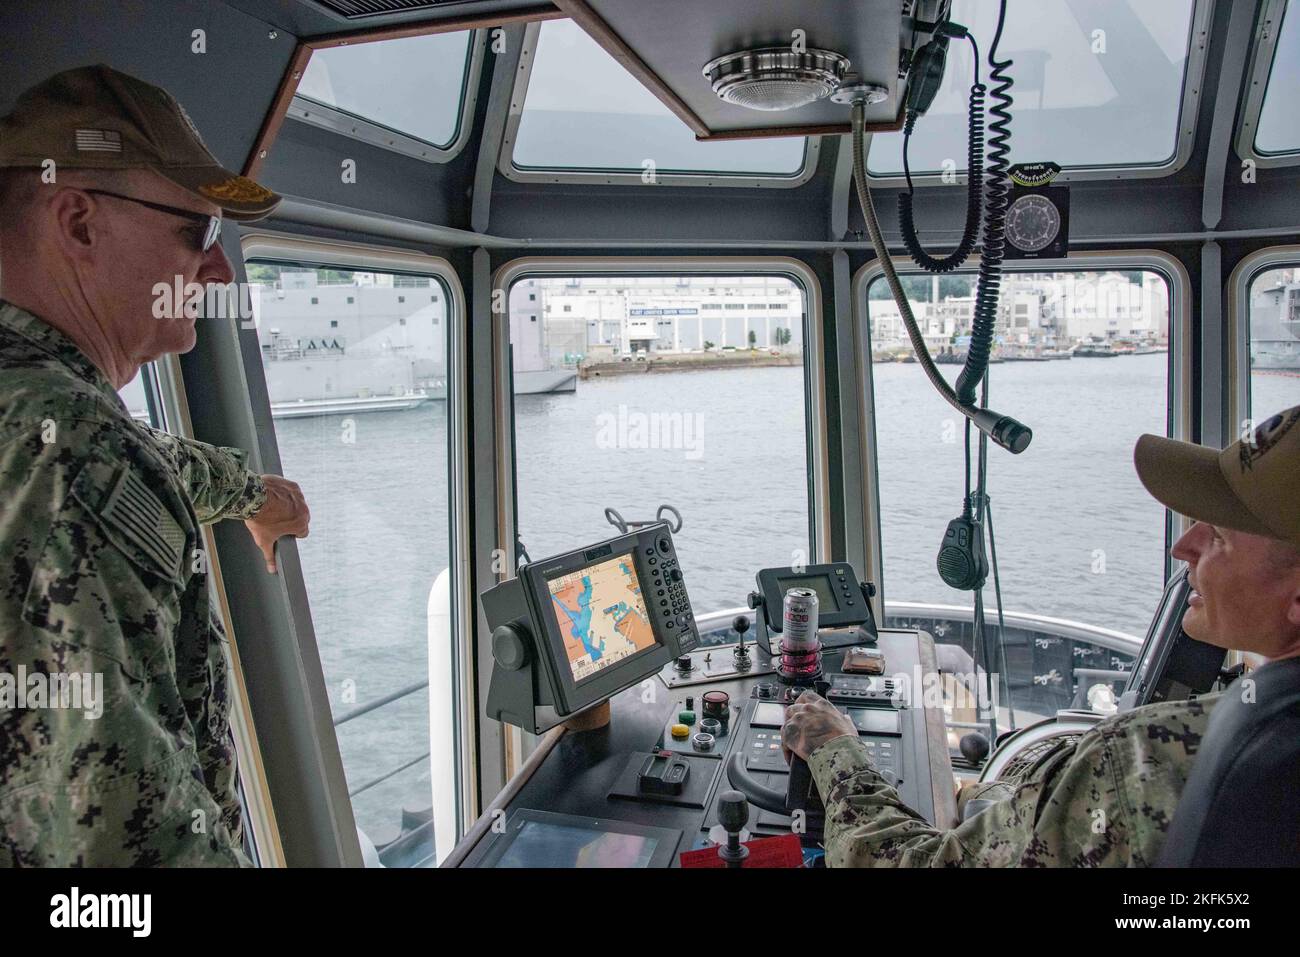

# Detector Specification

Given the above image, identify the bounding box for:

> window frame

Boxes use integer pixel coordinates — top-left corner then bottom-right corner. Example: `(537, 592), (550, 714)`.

(150, 352), (286, 866)
(866, 0), (1214, 186)
(851, 249), (1195, 609)
(238, 231), (474, 858)
(1235, 0), (1300, 168)
(497, 21), (821, 189)
(288, 29), (485, 164)
(1228, 244), (1300, 433)
(490, 257), (828, 774)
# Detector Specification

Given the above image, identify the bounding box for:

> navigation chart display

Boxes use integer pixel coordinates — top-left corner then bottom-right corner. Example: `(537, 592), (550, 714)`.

(547, 552), (657, 683)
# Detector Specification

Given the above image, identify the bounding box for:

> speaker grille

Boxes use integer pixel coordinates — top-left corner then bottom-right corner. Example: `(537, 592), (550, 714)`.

(309, 0), (475, 20)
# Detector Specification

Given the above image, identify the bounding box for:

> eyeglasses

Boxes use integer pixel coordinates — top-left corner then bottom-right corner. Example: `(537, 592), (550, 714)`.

(83, 189), (222, 253)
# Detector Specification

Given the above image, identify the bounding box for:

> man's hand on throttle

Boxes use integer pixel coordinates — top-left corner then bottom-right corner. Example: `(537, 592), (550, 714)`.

(781, 691), (858, 763)
(244, 475), (310, 573)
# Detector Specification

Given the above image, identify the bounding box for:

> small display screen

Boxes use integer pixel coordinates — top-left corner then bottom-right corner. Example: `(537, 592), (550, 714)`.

(848, 708), (902, 735)
(751, 702), (786, 728)
(495, 821), (659, 868)
(547, 551), (659, 684)
(775, 574), (842, 613)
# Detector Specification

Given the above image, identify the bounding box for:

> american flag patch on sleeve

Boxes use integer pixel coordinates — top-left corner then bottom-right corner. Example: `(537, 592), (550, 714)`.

(101, 467), (186, 579)
(74, 128), (122, 152)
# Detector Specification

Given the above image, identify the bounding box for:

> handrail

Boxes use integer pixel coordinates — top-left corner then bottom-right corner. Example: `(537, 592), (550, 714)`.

(349, 751), (431, 800)
(333, 679), (429, 727)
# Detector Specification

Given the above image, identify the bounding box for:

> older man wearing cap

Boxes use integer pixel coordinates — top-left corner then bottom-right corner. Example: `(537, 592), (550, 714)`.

(782, 406), (1300, 867)
(0, 65), (310, 866)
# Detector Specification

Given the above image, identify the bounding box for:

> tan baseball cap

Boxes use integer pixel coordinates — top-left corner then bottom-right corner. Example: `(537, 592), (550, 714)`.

(0, 64), (280, 221)
(1134, 404), (1300, 548)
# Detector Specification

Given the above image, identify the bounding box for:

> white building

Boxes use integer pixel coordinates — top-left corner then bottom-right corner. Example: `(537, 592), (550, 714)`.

(509, 275), (803, 360)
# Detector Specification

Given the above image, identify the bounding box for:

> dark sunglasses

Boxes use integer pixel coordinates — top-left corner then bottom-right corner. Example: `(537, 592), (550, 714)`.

(83, 189), (222, 253)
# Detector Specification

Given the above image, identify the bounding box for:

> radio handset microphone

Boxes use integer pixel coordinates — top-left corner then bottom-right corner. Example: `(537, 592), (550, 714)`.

(936, 497), (989, 591)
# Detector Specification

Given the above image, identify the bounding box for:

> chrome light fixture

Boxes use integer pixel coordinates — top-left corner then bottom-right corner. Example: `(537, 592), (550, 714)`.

(703, 47), (852, 111)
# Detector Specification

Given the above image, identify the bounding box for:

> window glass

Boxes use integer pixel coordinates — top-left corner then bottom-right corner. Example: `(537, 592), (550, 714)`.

(1256, 0), (1300, 155)
(247, 261), (454, 867)
(1247, 265), (1300, 420)
(510, 275), (810, 612)
(512, 20), (806, 176)
(868, 0), (1198, 175)
(868, 270), (1169, 732)
(298, 31), (473, 148)
(117, 368), (154, 424)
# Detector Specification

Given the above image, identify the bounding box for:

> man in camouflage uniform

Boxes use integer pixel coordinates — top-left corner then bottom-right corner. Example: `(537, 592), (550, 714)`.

(785, 405), (1300, 866)
(0, 66), (310, 865)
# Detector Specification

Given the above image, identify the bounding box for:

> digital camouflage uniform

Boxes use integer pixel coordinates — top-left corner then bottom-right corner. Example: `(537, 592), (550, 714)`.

(0, 301), (267, 866)
(809, 693), (1219, 867)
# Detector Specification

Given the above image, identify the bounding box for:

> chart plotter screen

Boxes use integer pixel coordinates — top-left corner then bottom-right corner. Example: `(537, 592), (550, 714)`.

(547, 551), (658, 684)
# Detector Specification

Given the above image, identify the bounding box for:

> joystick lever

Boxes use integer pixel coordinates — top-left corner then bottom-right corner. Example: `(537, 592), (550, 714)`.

(716, 790), (750, 867)
(784, 682), (830, 831)
(732, 615), (752, 671)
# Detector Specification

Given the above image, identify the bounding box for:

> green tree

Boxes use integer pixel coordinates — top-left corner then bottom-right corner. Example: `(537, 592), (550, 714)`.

(703, 340), (715, 351)
(245, 263), (281, 285)
(747, 329), (757, 349)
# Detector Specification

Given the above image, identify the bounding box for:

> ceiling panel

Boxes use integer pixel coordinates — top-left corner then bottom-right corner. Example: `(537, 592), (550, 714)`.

(558, 0), (916, 137)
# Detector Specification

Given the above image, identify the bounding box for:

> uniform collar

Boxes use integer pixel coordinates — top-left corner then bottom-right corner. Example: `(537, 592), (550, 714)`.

(0, 299), (124, 405)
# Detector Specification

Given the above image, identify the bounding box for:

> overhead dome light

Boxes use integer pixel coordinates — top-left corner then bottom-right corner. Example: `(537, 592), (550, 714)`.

(703, 47), (851, 111)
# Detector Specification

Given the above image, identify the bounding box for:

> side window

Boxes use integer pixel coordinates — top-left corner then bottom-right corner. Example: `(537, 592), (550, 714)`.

(117, 364), (161, 427)
(508, 274), (812, 624)
(1247, 265), (1300, 424)
(247, 261), (456, 867)
(866, 269), (1170, 738)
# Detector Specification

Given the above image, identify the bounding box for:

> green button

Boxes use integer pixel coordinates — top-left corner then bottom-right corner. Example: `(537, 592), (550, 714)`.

(677, 710), (696, 725)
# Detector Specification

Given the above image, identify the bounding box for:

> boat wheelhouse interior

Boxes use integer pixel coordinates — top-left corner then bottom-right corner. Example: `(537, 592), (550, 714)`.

(1, 0), (1298, 878)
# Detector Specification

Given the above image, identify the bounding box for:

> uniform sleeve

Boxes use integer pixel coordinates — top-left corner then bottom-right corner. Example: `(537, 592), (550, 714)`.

(141, 426), (267, 523)
(809, 728), (1134, 867)
(0, 433), (250, 867)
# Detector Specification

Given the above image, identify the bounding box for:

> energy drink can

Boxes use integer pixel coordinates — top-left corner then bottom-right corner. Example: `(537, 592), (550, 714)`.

(782, 587), (820, 650)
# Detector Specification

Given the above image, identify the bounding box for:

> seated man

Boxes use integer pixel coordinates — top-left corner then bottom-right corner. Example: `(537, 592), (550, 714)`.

(783, 405), (1300, 866)
(0, 66), (309, 865)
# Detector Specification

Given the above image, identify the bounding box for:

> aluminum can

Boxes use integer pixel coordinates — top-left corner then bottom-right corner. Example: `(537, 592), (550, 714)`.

(782, 587), (820, 650)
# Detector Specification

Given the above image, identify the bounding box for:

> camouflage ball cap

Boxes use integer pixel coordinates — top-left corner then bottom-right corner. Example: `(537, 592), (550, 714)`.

(1134, 403), (1300, 548)
(0, 63), (280, 221)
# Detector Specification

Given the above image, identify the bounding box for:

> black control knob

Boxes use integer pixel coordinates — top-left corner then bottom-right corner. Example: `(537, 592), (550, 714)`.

(668, 568), (683, 583)
(718, 790), (749, 831)
(959, 732), (991, 766)
(732, 616), (752, 671)
(716, 790), (750, 867)
(491, 624), (529, 671)
(746, 591), (763, 610)
(674, 655), (694, 673)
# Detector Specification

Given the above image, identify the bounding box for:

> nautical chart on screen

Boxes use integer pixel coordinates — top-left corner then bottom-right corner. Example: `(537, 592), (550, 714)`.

(547, 552), (657, 683)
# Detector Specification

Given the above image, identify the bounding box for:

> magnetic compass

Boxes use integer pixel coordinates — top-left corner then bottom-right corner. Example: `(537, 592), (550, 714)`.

(1002, 181), (1070, 260)
(1005, 193), (1061, 254)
